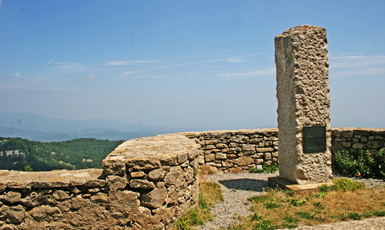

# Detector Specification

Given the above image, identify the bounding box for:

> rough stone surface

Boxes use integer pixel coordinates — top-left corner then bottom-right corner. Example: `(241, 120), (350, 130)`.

(275, 25), (332, 184)
(0, 128), (384, 229)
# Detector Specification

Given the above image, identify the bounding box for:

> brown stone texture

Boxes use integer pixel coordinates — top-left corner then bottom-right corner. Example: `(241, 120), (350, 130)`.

(0, 128), (384, 229)
(275, 25), (332, 184)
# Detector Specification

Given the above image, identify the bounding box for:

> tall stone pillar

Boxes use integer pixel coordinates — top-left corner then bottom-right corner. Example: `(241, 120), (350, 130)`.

(274, 25), (332, 185)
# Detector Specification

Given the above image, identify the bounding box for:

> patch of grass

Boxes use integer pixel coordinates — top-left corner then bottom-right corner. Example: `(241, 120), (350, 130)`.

(296, 211), (315, 220)
(234, 178), (385, 229)
(347, 212), (362, 220)
(333, 177), (366, 191)
(176, 181), (223, 229)
(254, 220), (276, 230)
(264, 201), (281, 209)
(249, 163), (279, 174)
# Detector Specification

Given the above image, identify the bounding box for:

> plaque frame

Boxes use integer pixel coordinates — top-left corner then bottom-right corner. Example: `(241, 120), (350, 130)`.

(302, 126), (327, 153)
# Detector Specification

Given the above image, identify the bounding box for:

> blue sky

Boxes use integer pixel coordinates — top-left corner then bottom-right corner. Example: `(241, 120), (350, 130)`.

(0, 0), (384, 131)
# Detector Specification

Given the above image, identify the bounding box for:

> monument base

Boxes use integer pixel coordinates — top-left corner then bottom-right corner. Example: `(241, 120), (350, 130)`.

(268, 176), (334, 193)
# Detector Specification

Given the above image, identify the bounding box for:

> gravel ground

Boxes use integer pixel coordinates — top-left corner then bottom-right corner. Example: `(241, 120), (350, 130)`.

(196, 172), (385, 230)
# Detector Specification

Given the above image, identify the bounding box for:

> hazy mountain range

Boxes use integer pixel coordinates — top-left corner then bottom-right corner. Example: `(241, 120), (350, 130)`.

(0, 112), (206, 142)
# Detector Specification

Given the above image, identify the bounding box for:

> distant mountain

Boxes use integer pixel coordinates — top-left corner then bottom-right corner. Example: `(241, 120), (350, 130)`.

(0, 112), (206, 142)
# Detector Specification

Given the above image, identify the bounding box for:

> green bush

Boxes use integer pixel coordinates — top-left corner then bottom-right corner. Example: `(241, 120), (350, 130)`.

(333, 178), (366, 191)
(333, 149), (385, 180)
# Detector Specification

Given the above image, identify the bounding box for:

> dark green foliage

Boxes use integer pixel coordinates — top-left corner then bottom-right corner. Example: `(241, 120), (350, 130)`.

(0, 137), (124, 171)
(333, 149), (385, 180)
(373, 210), (385, 216)
(253, 220), (276, 230)
(264, 202), (281, 209)
(347, 212), (362, 220)
(289, 198), (306, 207)
(318, 184), (332, 193)
(24, 165), (33, 171)
(283, 213), (299, 228)
(295, 211), (315, 220)
(250, 213), (264, 221)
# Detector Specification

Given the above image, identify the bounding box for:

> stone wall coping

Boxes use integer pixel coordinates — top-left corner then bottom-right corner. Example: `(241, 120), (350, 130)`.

(331, 127), (385, 132)
(182, 128), (279, 138)
(0, 169), (104, 190)
(104, 133), (198, 161)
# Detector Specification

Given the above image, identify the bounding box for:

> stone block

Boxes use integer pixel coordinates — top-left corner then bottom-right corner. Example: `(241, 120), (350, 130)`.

(256, 147), (274, 153)
(215, 152), (227, 160)
(130, 179), (155, 189)
(204, 154), (215, 162)
(367, 140), (384, 149)
(141, 187), (168, 209)
(352, 143), (365, 149)
(148, 168), (168, 181)
(130, 171), (146, 178)
(234, 156), (254, 166)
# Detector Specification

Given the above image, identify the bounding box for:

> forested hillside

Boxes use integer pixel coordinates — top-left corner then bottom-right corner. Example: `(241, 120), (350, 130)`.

(0, 137), (124, 171)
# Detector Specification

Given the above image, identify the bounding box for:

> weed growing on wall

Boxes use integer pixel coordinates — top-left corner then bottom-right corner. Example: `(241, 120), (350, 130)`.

(333, 148), (385, 180)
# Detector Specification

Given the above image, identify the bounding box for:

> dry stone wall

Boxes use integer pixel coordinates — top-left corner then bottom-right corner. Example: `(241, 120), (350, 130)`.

(183, 128), (385, 174)
(184, 129), (279, 174)
(0, 128), (384, 229)
(0, 134), (199, 230)
(331, 128), (385, 167)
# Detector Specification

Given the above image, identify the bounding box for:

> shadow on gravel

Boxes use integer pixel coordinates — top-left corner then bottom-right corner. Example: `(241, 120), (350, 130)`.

(217, 179), (268, 192)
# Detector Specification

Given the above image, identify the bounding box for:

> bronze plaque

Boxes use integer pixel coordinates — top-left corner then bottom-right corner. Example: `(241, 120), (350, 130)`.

(303, 126), (326, 153)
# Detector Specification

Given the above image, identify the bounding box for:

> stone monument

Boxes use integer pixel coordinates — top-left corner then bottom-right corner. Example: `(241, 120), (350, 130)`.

(269, 25), (333, 187)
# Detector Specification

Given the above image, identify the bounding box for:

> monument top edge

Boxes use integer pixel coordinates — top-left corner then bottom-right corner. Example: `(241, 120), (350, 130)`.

(276, 25), (326, 37)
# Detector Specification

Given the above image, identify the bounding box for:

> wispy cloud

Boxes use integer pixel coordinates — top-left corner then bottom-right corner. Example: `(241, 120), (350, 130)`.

(117, 52), (261, 79)
(48, 62), (90, 73)
(119, 71), (142, 79)
(88, 73), (95, 81)
(227, 58), (244, 63)
(330, 55), (385, 77)
(218, 68), (275, 77)
(105, 60), (159, 65)
(14, 72), (21, 77)
(48, 58), (55, 65)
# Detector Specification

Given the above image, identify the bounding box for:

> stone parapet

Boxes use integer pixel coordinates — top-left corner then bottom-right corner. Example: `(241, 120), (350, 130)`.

(183, 128), (385, 174)
(184, 129), (279, 174)
(0, 134), (200, 230)
(0, 128), (384, 229)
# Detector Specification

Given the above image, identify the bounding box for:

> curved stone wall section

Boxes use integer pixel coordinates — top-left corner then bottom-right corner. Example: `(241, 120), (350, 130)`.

(184, 129), (279, 173)
(0, 169), (110, 229)
(0, 134), (199, 230)
(102, 133), (200, 229)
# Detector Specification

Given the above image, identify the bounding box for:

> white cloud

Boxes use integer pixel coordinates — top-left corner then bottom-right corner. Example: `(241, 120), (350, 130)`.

(329, 55), (385, 77)
(218, 68), (275, 77)
(227, 58), (244, 63)
(105, 60), (159, 65)
(14, 72), (21, 77)
(105, 61), (130, 66)
(48, 58), (55, 65)
(119, 71), (142, 79)
(88, 73), (95, 81)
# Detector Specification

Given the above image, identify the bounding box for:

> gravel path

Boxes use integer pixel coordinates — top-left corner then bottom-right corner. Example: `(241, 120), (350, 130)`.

(196, 172), (385, 230)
